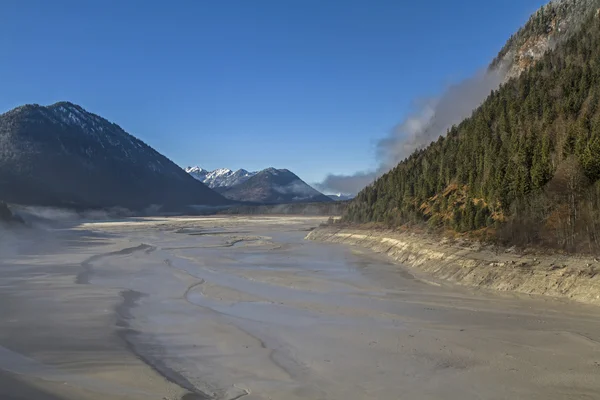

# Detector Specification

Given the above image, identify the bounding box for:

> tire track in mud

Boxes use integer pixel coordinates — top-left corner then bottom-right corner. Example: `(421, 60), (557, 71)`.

(76, 243), (214, 400)
(162, 257), (255, 399)
(167, 229), (274, 250)
(163, 255), (317, 394)
(115, 290), (212, 400)
(76, 243), (156, 285)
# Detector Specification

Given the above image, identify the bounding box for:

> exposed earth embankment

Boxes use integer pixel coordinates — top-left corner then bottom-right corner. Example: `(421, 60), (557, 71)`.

(307, 226), (600, 305)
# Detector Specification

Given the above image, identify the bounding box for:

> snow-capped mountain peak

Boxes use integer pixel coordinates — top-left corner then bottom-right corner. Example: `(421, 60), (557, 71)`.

(207, 168), (233, 180)
(219, 167), (333, 204)
(185, 166), (206, 174)
(186, 166), (257, 189)
(185, 166), (332, 204)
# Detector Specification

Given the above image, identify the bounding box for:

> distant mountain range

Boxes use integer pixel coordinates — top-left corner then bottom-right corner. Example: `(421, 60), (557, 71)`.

(0, 102), (228, 209)
(186, 166), (332, 204)
(185, 167), (256, 189)
(0, 101), (334, 210)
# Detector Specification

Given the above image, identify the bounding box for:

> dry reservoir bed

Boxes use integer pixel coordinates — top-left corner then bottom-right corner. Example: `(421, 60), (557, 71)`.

(1, 216), (600, 400)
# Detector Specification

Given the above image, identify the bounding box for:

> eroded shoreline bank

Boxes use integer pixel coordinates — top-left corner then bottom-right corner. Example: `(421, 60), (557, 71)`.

(307, 226), (600, 305)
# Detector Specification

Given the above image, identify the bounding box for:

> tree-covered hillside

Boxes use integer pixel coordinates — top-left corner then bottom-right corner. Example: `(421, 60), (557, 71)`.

(345, 10), (600, 252)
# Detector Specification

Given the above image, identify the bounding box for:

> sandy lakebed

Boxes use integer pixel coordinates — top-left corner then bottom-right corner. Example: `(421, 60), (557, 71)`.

(1, 215), (600, 400)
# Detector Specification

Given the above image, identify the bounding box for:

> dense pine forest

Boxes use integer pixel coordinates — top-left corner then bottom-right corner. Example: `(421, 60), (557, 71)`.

(344, 8), (600, 253)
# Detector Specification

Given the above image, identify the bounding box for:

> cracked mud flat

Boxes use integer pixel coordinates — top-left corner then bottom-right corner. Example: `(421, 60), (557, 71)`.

(1, 216), (600, 399)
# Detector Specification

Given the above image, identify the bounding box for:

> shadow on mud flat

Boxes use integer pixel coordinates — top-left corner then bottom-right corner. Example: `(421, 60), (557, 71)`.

(0, 371), (67, 400)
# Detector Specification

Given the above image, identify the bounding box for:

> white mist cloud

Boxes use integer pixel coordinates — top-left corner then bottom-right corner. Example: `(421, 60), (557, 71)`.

(319, 67), (505, 195)
(316, 171), (378, 195)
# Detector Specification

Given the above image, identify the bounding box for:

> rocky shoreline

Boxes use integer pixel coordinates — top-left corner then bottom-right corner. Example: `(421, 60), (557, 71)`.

(307, 226), (600, 306)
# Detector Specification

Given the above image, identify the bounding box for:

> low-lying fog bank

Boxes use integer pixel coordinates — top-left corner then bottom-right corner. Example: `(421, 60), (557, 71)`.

(217, 201), (348, 216)
(3, 201), (345, 229)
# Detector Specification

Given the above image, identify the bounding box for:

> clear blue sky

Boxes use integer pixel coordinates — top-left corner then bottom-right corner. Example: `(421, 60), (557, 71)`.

(1, 0), (546, 185)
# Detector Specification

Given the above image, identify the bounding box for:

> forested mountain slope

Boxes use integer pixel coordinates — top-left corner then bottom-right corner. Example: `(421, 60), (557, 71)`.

(345, 7), (600, 252)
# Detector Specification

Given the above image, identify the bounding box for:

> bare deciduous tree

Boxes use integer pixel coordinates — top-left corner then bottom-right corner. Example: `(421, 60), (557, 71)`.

(546, 156), (589, 250)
